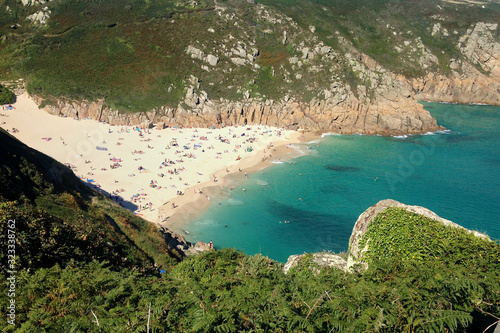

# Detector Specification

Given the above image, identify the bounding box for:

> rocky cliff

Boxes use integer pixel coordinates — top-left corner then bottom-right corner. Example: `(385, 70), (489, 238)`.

(284, 199), (490, 273)
(5, 0), (499, 135)
(35, 89), (441, 135)
(407, 23), (500, 106)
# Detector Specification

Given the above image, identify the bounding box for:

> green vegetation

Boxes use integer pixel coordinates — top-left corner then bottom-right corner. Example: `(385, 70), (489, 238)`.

(2, 244), (499, 331)
(0, 129), (499, 331)
(1, 0), (498, 111)
(261, 0), (499, 78)
(1, 2), (500, 329)
(0, 84), (15, 104)
(359, 207), (500, 267)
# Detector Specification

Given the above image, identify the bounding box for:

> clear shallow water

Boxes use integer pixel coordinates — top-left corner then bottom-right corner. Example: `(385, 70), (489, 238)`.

(185, 103), (500, 263)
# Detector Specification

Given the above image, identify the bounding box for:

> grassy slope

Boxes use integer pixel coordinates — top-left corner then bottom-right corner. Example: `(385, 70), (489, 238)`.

(1, 0), (499, 112)
(0, 128), (183, 272)
(359, 207), (500, 267)
(261, 0), (499, 77)
(19, 0), (213, 111)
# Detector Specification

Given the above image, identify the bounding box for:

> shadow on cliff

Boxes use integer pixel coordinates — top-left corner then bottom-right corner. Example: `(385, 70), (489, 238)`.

(84, 182), (139, 213)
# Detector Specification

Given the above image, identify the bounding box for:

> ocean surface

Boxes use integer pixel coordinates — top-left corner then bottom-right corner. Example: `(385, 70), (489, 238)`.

(183, 102), (500, 263)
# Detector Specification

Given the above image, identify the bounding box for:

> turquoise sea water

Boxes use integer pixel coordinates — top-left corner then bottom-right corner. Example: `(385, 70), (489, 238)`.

(184, 103), (500, 263)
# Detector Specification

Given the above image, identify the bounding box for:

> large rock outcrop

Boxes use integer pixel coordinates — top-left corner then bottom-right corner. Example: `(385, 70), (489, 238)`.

(347, 199), (490, 270)
(284, 199), (490, 273)
(159, 227), (215, 258)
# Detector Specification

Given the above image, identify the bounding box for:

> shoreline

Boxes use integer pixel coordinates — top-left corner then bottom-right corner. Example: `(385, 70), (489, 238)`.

(1, 93), (316, 231)
(157, 130), (319, 233)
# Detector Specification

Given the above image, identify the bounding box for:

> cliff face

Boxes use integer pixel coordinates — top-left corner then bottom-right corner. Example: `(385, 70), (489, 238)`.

(407, 23), (500, 106)
(36, 90), (441, 135)
(33, 18), (499, 135)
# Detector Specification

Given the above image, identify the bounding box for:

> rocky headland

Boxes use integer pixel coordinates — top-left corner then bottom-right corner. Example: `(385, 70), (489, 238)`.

(4, 1), (497, 136)
(284, 199), (491, 273)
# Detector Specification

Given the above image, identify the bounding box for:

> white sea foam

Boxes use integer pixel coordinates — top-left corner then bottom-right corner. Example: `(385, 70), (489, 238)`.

(424, 101), (489, 106)
(321, 132), (341, 138)
(255, 179), (269, 186)
(195, 218), (217, 227)
(392, 135), (409, 139)
(225, 198), (244, 205)
(424, 129), (452, 135)
(287, 144), (308, 156)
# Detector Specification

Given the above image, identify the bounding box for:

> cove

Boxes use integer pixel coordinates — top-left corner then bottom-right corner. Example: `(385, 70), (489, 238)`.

(183, 102), (500, 263)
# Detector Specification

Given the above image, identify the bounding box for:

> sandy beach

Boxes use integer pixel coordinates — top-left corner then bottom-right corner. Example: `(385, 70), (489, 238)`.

(1, 94), (305, 231)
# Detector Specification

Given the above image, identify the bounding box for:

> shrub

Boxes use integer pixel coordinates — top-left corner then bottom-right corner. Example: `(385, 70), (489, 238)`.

(0, 84), (15, 105)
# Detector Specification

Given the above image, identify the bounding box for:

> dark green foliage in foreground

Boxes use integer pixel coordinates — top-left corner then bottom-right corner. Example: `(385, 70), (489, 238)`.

(1, 208), (499, 331)
(0, 199), (179, 272)
(0, 84), (16, 105)
(1, 242), (499, 332)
